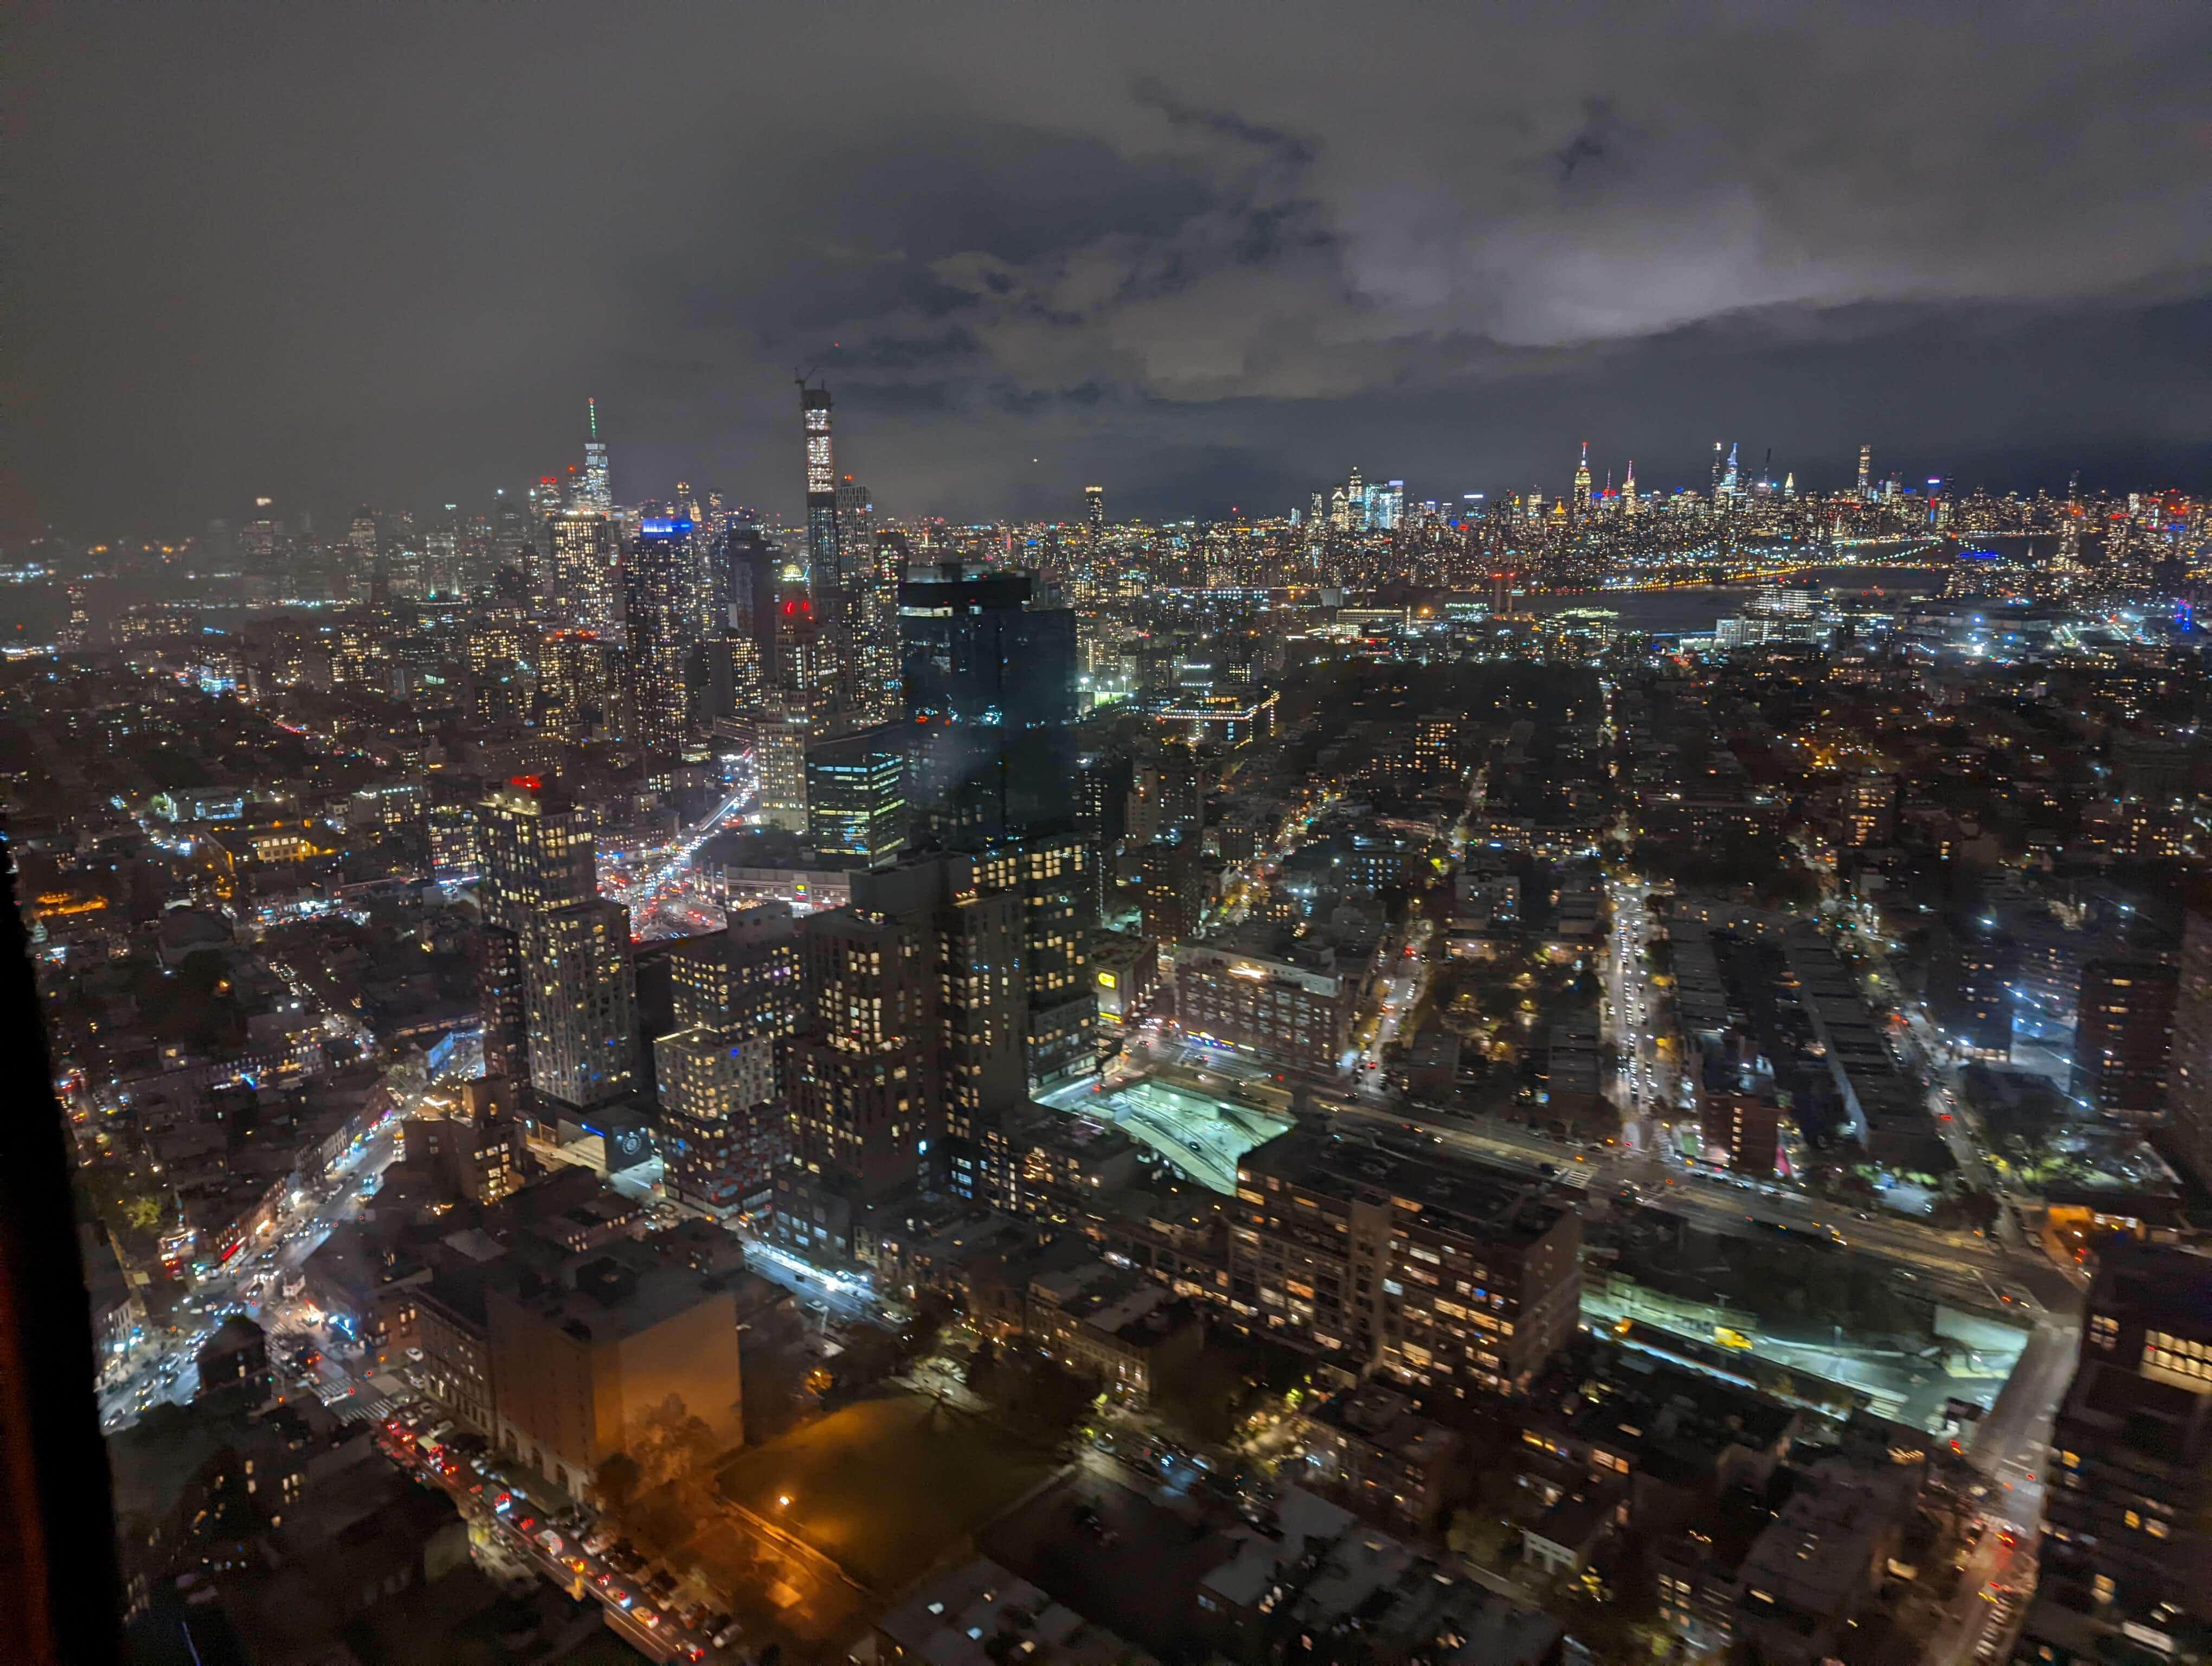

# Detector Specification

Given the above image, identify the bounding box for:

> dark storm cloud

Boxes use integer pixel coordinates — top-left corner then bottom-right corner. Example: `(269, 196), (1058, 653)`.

(1553, 101), (1630, 186)
(7, 3), (2209, 536)
(1128, 78), (1319, 168)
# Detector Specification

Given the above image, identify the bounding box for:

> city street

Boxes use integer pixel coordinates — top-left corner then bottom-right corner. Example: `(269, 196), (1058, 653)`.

(599, 773), (757, 939)
(1924, 1527), (2031, 1666)
(380, 1411), (745, 1663)
(1362, 925), (1433, 1072)
(742, 1238), (883, 1327)
(1601, 878), (1667, 1132)
(99, 1117), (399, 1432)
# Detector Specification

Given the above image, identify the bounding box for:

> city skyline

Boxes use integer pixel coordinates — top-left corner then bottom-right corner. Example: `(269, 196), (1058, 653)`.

(44, 393), (2185, 548)
(11, 11), (2212, 1665)
(11, 5), (2209, 536)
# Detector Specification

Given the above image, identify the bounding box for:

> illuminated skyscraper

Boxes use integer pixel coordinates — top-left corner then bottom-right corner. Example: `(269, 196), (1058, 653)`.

(582, 398), (612, 511)
(480, 778), (599, 927)
(796, 381), (870, 720)
(856, 528), (911, 723)
(1709, 441), (1725, 500)
(802, 383), (840, 587)
(755, 701), (812, 833)
(1856, 444), (1873, 499)
(1085, 485), (1105, 538)
(478, 777), (600, 1085)
(528, 475), (563, 529)
(349, 509), (380, 575)
(973, 832), (1098, 1091)
(655, 1024), (782, 1218)
(806, 725), (908, 868)
(425, 515), (461, 596)
(623, 515), (695, 759)
(1572, 441), (1592, 512)
(523, 897), (638, 1113)
(782, 854), (1025, 1204)
(478, 777), (636, 1112)
(536, 629), (618, 742)
(2073, 959), (2178, 1118)
(544, 509), (618, 628)
(1621, 460), (1638, 518)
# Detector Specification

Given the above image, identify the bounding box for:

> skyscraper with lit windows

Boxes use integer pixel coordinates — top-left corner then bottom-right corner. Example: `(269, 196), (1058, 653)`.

(545, 509), (618, 629)
(478, 777), (631, 1103)
(582, 398), (612, 511)
(523, 898), (638, 1113)
(806, 725), (908, 868)
(802, 384), (839, 587)
(782, 854), (1025, 1206)
(623, 516), (694, 759)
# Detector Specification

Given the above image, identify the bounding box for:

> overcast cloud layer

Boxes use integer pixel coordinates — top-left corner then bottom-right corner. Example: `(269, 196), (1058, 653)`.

(10, 3), (2209, 535)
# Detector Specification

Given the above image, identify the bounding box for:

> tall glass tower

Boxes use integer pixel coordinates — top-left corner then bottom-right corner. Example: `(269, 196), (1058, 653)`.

(582, 398), (612, 511)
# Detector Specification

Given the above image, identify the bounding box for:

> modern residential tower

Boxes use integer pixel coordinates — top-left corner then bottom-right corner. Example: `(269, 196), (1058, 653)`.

(623, 515), (695, 759)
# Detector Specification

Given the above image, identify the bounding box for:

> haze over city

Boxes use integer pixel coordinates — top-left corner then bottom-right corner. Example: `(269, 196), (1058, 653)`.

(10, 3), (2209, 534)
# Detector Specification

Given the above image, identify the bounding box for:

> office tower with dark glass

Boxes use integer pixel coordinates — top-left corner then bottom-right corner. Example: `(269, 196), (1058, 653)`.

(835, 477), (872, 578)
(806, 724), (908, 869)
(900, 563), (1076, 725)
(899, 561), (1078, 844)
(723, 526), (780, 688)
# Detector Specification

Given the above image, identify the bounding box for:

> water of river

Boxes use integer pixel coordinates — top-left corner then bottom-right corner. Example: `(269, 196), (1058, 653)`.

(1527, 565), (1951, 635)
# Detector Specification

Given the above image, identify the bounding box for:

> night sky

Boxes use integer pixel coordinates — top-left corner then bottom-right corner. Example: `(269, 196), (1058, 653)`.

(11, 4), (2210, 536)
